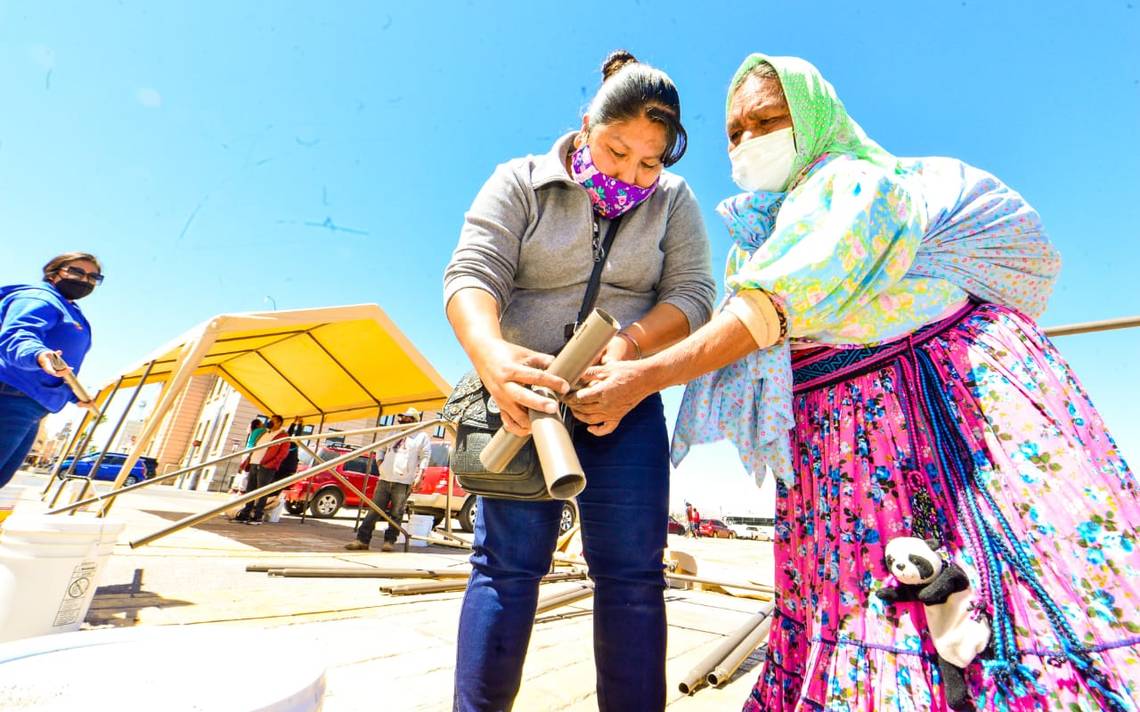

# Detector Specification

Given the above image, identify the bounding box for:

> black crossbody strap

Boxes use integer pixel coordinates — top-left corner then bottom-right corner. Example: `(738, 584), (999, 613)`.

(564, 215), (623, 341)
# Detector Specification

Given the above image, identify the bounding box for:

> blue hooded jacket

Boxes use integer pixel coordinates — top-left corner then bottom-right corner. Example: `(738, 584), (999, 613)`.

(0, 282), (93, 412)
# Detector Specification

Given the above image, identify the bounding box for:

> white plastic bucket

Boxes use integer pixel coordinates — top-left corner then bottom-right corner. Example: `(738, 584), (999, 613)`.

(0, 625), (326, 711)
(0, 512), (125, 643)
(408, 513), (433, 548)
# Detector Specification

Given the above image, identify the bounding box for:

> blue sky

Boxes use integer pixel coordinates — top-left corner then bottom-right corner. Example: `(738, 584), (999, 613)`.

(2, 1), (1137, 516)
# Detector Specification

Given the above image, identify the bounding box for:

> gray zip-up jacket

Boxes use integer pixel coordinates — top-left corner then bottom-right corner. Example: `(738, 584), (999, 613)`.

(444, 133), (716, 355)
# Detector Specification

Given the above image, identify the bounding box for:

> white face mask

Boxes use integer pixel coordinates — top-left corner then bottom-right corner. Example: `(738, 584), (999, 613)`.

(729, 128), (797, 192)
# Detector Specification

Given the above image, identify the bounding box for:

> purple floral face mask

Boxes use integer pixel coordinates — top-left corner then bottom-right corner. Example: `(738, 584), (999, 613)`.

(570, 143), (659, 219)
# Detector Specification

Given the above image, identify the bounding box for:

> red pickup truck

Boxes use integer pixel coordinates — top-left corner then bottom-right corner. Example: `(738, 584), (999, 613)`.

(282, 445), (383, 518)
(407, 443), (577, 535)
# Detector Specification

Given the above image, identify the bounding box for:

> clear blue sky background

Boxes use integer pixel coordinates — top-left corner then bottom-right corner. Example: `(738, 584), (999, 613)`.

(2, 1), (1137, 516)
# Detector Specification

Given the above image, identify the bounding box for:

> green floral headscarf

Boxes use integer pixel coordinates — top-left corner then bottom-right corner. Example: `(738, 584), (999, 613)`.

(726, 53), (896, 188)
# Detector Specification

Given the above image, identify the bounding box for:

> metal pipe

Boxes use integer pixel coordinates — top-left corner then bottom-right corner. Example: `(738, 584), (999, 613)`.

(444, 429), (454, 537)
(47, 420), (445, 515)
(1044, 314), (1140, 338)
(128, 420), (444, 548)
(665, 572), (775, 595)
(299, 414), (326, 525)
(535, 582), (595, 614)
(39, 406), (93, 497)
(379, 570), (585, 596)
(353, 409), (384, 534)
(48, 377), (123, 507)
(267, 567), (472, 579)
(707, 612), (775, 687)
(72, 362), (155, 508)
(295, 441), (414, 545)
(678, 607), (772, 696)
(380, 579), (469, 595)
(46, 351), (93, 403)
(480, 309), (618, 490)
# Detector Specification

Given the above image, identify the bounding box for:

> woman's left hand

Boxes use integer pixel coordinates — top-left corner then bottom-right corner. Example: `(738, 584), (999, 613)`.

(568, 360), (656, 436)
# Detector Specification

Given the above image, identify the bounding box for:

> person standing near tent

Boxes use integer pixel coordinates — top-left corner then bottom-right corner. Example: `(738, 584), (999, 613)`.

(0, 252), (102, 490)
(231, 417), (265, 494)
(234, 414), (288, 524)
(345, 408), (430, 552)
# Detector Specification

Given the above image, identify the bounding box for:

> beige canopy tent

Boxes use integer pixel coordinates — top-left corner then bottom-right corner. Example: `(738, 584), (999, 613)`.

(49, 304), (451, 508)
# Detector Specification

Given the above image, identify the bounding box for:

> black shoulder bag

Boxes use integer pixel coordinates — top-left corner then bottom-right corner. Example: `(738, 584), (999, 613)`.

(444, 215), (623, 500)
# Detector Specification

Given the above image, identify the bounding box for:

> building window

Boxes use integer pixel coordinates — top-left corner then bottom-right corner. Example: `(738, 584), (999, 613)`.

(211, 414), (231, 454)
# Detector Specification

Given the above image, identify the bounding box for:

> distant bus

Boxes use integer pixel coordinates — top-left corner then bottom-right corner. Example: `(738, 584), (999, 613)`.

(724, 515), (774, 527)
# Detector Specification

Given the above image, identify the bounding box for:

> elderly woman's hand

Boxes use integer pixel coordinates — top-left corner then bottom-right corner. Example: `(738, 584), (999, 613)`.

(569, 360), (657, 436)
(471, 338), (570, 437)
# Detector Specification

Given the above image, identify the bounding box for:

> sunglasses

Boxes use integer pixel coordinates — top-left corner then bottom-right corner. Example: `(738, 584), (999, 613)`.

(59, 265), (105, 285)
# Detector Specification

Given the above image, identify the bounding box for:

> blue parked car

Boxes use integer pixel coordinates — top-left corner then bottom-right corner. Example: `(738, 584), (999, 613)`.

(59, 452), (157, 486)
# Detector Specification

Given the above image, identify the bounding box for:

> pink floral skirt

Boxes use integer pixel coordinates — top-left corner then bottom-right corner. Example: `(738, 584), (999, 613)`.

(744, 303), (1140, 711)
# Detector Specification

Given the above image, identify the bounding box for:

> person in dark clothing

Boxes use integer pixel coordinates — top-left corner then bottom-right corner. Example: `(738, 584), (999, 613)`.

(234, 415), (288, 525)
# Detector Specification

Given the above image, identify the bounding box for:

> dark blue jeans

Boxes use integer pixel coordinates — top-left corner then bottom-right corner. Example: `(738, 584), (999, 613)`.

(357, 479), (411, 545)
(0, 384), (48, 489)
(453, 394), (669, 712)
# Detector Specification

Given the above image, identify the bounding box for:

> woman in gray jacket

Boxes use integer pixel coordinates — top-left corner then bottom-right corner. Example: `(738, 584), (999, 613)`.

(444, 51), (715, 711)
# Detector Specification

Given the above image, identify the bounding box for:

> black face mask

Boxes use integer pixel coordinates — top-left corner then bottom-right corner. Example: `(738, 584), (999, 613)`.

(53, 278), (95, 301)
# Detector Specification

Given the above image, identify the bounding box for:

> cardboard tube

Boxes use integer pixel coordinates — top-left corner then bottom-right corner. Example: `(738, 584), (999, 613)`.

(707, 614), (775, 687)
(529, 388), (585, 499)
(678, 608), (771, 695)
(479, 309), (619, 473)
(535, 582), (595, 614)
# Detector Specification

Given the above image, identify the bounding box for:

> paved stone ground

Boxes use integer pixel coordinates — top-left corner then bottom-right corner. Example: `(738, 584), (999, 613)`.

(5, 471), (775, 710)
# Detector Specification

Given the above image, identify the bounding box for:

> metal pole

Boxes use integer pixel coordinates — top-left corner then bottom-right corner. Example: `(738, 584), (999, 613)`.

(1044, 314), (1140, 338)
(678, 607), (772, 696)
(354, 409), (383, 533)
(535, 582), (595, 614)
(264, 567), (473, 579)
(665, 572), (775, 595)
(128, 420), (442, 548)
(39, 407), (92, 497)
(296, 441), (415, 545)
(71, 362), (155, 508)
(47, 377), (123, 507)
(299, 413), (325, 525)
(48, 419), (426, 515)
(708, 613), (776, 687)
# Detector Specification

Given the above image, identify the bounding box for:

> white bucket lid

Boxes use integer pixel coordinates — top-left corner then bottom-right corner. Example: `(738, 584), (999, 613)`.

(0, 626), (325, 711)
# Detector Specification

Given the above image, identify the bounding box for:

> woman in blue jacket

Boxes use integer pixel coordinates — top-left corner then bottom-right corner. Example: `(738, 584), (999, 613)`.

(0, 252), (102, 489)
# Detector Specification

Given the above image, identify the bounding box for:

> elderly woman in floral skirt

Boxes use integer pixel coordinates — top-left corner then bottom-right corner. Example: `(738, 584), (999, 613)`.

(572, 54), (1139, 711)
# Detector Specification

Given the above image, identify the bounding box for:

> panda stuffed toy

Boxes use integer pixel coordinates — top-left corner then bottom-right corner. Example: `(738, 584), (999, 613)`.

(876, 537), (991, 711)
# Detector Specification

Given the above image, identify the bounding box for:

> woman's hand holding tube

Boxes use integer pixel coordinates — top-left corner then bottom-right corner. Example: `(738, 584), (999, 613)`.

(447, 288), (570, 436)
(570, 360), (657, 436)
(571, 297), (783, 436)
(471, 338), (569, 436)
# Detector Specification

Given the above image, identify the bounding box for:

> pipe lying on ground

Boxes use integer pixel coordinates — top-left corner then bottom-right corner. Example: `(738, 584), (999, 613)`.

(665, 572), (775, 595)
(379, 570), (590, 596)
(678, 605), (774, 696)
(380, 579), (470, 595)
(707, 613), (775, 687)
(267, 567), (473, 579)
(535, 582), (595, 614)
(479, 309), (619, 499)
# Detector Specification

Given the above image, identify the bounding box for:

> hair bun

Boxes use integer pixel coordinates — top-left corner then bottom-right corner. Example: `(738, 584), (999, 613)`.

(601, 50), (638, 81)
